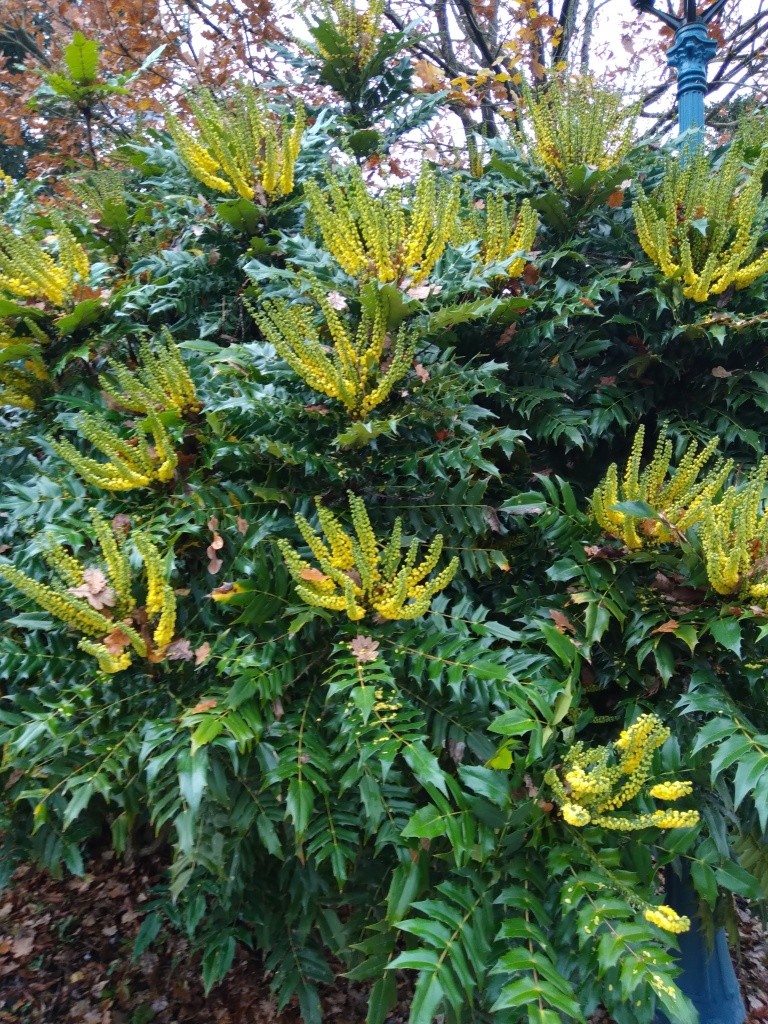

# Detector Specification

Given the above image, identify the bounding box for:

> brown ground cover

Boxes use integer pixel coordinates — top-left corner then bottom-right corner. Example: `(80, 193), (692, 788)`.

(0, 850), (766, 1024)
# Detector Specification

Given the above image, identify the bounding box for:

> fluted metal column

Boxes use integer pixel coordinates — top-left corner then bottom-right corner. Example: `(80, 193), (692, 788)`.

(630, 0), (726, 149)
(667, 23), (718, 148)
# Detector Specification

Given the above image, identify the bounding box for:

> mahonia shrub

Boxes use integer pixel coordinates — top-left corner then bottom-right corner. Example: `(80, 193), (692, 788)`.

(1, 23), (768, 1024)
(634, 142), (768, 301)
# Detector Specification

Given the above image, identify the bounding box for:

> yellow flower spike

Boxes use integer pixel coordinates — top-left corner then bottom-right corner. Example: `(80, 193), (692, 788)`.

(545, 713), (699, 834)
(698, 459), (768, 598)
(248, 285), (416, 419)
(562, 803), (591, 826)
(516, 76), (638, 188)
(41, 538), (85, 589)
(134, 533), (167, 618)
(153, 585), (177, 649)
(90, 511), (133, 614)
(0, 222), (89, 308)
(0, 563), (115, 638)
(50, 409), (178, 493)
(302, 0), (385, 67)
(643, 906), (691, 934)
(78, 639), (133, 674)
(279, 496), (456, 622)
(0, 520), (177, 671)
(456, 194), (538, 277)
(591, 427), (731, 549)
(167, 88), (304, 202)
(306, 163), (460, 284)
(100, 331), (200, 418)
(634, 142), (768, 301)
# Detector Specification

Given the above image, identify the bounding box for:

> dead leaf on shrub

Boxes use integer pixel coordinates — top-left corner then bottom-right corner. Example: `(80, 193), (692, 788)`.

(652, 619), (680, 634)
(103, 627), (132, 654)
(165, 638), (193, 661)
(195, 642), (211, 666)
(68, 568), (116, 611)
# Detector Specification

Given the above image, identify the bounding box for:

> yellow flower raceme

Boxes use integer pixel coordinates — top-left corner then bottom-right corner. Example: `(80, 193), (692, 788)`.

(698, 459), (768, 598)
(249, 285), (416, 419)
(517, 76), (638, 187)
(0, 220), (89, 307)
(0, 514), (178, 672)
(633, 143), (768, 301)
(648, 781), (693, 800)
(99, 332), (201, 417)
(546, 713), (699, 833)
(591, 426), (732, 549)
(167, 87), (305, 201)
(454, 193), (538, 278)
(305, 0), (385, 65)
(305, 163), (461, 284)
(0, 324), (50, 409)
(278, 494), (458, 621)
(643, 905), (690, 935)
(68, 170), (129, 232)
(51, 408), (178, 492)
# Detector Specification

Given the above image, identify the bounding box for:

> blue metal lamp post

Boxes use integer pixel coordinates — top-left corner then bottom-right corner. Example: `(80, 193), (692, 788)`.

(630, 0), (727, 146)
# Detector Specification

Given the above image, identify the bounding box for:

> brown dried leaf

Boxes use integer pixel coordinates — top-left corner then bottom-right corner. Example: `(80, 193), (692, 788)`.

(68, 568), (117, 610)
(413, 58), (444, 90)
(549, 608), (575, 634)
(165, 638), (194, 661)
(195, 642), (211, 666)
(103, 627), (132, 655)
(349, 635), (380, 663)
(326, 291), (348, 310)
(711, 365), (733, 378)
(652, 619), (680, 634)
(413, 361), (430, 382)
(189, 698), (218, 714)
(11, 931), (35, 958)
(300, 567), (330, 584)
(112, 514), (131, 538)
(236, 516), (248, 536)
(522, 263), (540, 286)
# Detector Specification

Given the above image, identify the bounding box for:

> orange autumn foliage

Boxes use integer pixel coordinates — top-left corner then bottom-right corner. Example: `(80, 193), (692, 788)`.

(0, 0), (280, 175)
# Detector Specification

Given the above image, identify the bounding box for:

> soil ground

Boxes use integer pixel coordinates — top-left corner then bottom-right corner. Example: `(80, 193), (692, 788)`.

(0, 849), (766, 1024)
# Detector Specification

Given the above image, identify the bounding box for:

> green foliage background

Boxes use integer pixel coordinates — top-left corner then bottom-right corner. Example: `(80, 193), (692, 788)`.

(1, 18), (768, 1024)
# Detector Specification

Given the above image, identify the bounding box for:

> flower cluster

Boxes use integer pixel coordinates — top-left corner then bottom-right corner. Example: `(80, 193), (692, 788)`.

(546, 713), (700, 833)
(0, 218), (90, 307)
(591, 426), (732, 549)
(249, 284), (416, 419)
(0, 323), (50, 410)
(517, 76), (637, 187)
(699, 459), (768, 597)
(643, 905), (690, 935)
(167, 87), (305, 202)
(305, 164), (461, 284)
(306, 0), (385, 65)
(99, 332), (201, 418)
(51, 408), (178, 491)
(456, 193), (538, 278)
(633, 143), (768, 301)
(0, 513), (176, 673)
(278, 494), (458, 621)
(69, 169), (129, 233)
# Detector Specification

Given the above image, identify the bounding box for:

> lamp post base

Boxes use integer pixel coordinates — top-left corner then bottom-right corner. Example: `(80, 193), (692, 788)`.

(655, 867), (746, 1024)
